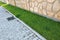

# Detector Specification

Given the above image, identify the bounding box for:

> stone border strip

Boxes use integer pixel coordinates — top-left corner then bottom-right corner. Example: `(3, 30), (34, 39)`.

(0, 0), (60, 22)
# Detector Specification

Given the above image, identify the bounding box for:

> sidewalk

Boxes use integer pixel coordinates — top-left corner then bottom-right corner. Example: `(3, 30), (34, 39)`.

(0, 6), (46, 40)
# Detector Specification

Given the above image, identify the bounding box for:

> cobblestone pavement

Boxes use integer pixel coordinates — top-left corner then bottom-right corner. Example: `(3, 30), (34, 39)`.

(0, 6), (46, 40)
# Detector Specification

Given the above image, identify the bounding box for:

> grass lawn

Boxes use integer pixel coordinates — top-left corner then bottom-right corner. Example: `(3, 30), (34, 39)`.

(0, 2), (60, 40)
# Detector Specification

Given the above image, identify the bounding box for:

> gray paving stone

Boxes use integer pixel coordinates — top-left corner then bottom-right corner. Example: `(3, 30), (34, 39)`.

(0, 6), (46, 40)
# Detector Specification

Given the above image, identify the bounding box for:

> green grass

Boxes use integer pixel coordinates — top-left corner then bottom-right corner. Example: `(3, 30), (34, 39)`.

(0, 2), (60, 40)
